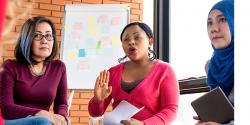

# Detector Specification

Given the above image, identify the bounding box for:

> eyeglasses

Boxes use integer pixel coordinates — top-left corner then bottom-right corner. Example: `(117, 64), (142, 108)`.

(33, 33), (54, 41)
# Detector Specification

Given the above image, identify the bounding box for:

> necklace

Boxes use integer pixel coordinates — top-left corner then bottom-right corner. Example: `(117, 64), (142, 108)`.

(29, 64), (46, 76)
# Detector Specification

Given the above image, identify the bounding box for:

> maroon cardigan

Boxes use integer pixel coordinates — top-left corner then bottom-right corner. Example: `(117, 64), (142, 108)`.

(0, 60), (68, 119)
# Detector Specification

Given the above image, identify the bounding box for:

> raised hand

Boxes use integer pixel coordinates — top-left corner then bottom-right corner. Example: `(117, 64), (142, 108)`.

(93, 70), (112, 101)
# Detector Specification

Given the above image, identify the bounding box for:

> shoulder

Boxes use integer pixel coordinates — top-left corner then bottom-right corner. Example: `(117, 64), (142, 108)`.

(3, 59), (22, 69)
(108, 62), (124, 73)
(155, 59), (172, 70)
(154, 60), (176, 77)
(49, 60), (66, 67)
(1, 59), (23, 76)
(47, 60), (66, 72)
(3, 59), (18, 66)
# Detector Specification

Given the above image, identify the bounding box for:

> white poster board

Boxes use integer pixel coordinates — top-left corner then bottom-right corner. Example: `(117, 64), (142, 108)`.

(61, 4), (129, 89)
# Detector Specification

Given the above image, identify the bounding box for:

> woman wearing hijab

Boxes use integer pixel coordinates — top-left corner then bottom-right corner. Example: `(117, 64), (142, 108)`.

(194, 0), (234, 125)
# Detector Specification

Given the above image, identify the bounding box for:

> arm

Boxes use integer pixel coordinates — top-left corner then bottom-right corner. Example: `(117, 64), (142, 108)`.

(53, 62), (68, 118)
(143, 65), (179, 125)
(88, 95), (112, 117)
(88, 70), (113, 117)
(0, 67), (40, 119)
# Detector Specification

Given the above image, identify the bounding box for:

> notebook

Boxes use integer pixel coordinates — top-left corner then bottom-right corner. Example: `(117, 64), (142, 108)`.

(191, 87), (234, 124)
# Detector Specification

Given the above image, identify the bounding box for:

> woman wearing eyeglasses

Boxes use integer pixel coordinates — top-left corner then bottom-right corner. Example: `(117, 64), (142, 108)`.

(0, 16), (68, 125)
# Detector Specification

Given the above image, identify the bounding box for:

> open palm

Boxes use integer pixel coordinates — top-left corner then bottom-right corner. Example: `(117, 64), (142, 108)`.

(94, 70), (112, 101)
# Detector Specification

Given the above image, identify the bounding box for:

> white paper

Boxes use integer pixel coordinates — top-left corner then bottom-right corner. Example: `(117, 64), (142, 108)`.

(103, 100), (144, 125)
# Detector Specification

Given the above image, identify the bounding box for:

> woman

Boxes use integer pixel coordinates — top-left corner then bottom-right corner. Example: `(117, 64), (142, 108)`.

(194, 0), (234, 125)
(0, 0), (6, 71)
(0, 0), (7, 124)
(0, 16), (68, 125)
(88, 22), (179, 125)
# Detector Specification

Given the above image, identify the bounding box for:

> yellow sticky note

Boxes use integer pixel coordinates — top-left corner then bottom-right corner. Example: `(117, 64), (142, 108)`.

(67, 50), (77, 60)
(87, 17), (96, 25)
(112, 36), (121, 46)
(64, 24), (68, 29)
(88, 28), (97, 36)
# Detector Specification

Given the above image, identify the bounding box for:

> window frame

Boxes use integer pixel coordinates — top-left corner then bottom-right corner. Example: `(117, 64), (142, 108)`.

(153, 0), (209, 94)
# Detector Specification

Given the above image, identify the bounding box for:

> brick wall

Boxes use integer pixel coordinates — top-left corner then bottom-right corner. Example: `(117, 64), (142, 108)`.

(1, 0), (143, 125)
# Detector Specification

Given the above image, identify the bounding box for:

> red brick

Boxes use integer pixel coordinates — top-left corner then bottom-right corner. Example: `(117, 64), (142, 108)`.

(139, 15), (143, 21)
(52, 0), (72, 5)
(56, 29), (61, 35)
(61, 6), (65, 11)
(79, 117), (90, 123)
(79, 105), (88, 111)
(32, 3), (39, 8)
(80, 92), (93, 98)
(31, 0), (51, 4)
(70, 105), (80, 110)
(16, 25), (23, 32)
(119, 0), (130, 2)
(139, 3), (143, 9)
(15, 19), (26, 26)
(52, 11), (65, 17)
(73, 1), (81, 4)
(61, 18), (65, 24)
(106, 105), (112, 111)
(71, 123), (85, 125)
(47, 17), (61, 23)
(69, 117), (79, 123)
(73, 92), (80, 98)
(131, 19), (139, 22)
(132, 0), (143, 3)
(120, 2), (131, 6)
(56, 35), (61, 41)
(70, 111), (89, 117)
(3, 43), (16, 51)
(32, 9), (52, 16)
(3, 50), (14, 57)
(40, 4), (61, 11)
(83, 0), (102, 4)
(131, 9), (142, 15)
(72, 99), (89, 105)
(54, 23), (62, 30)
(130, 3), (139, 9)
(103, 0), (120, 4)
(0, 58), (3, 64)
(131, 14), (139, 20)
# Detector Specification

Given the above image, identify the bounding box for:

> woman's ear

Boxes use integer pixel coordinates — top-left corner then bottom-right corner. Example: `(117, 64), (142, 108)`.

(149, 38), (154, 46)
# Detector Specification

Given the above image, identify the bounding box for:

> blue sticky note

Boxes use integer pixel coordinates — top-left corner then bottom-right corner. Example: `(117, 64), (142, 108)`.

(79, 49), (86, 57)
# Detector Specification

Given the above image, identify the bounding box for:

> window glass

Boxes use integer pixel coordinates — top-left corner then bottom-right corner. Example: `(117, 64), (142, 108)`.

(170, 0), (220, 80)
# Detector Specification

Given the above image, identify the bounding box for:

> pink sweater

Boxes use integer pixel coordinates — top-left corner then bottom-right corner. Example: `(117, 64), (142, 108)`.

(88, 60), (179, 125)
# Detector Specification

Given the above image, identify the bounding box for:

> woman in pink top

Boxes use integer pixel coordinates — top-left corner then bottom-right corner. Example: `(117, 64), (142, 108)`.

(88, 22), (179, 125)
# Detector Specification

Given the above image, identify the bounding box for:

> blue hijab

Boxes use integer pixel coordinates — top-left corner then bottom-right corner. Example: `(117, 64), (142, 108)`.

(207, 0), (234, 96)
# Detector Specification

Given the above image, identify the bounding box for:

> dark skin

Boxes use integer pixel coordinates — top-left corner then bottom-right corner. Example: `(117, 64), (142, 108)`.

(94, 25), (155, 125)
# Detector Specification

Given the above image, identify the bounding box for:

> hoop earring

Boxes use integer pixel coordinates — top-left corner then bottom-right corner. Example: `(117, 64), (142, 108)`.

(148, 47), (156, 61)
